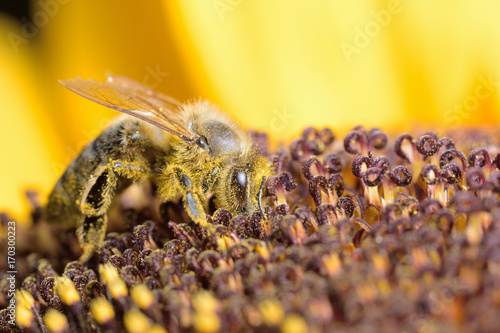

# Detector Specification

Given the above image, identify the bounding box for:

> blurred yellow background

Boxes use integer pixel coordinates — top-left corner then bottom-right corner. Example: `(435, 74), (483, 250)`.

(1, 0), (500, 219)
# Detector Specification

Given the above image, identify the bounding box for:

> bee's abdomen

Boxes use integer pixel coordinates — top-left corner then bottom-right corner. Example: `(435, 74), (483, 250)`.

(44, 118), (165, 226)
(44, 146), (101, 225)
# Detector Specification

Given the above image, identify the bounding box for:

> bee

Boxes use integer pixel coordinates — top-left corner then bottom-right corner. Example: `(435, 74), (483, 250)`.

(45, 75), (272, 262)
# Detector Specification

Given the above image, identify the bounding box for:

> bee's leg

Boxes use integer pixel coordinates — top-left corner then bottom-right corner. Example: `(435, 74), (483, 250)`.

(176, 167), (207, 223)
(159, 165), (208, 225)
(110, 160), (149, 183)
(159, 165), (226, 249)
(77, 215), (107, 263)
(78, 160), (150, 262)
(80, 161), (150, 215)
(79, 165), (118, 217)
(200, 163), (221, 193)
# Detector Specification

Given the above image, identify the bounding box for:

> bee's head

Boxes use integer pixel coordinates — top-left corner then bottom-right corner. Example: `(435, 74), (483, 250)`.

(215, 152), (272, 217)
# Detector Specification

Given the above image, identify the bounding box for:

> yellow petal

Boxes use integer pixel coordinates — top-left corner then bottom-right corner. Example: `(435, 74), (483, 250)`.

(0, 15), (64, 219)
(166, 1), (500, 138)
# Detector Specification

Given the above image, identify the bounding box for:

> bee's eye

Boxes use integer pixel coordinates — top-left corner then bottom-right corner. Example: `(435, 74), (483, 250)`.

(231, 167), (248, 209)
(197, 136), (209, 150)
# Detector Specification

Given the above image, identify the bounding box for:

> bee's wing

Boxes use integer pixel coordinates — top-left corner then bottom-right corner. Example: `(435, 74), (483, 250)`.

(105, 74), (182, 110)
(59, 76), (195, 142)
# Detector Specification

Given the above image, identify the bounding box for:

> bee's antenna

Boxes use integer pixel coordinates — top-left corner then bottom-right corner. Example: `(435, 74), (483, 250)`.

(258, 176), (266, 220)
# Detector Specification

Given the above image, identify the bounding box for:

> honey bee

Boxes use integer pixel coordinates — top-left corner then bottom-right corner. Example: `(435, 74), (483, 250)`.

(45, 75), (272, 262)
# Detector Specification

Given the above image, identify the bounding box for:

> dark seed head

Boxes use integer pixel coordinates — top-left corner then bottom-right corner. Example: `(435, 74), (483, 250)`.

(368, 128), (388, 150)
(394, 134), (414, 162)
(389, 165), (413, 187)
(363, 167), (384, 187)
(421, 164), (441, 185)
(468, 148), (491, 168)
(416, 134), (442, 157)
(441, 163), (462, 185)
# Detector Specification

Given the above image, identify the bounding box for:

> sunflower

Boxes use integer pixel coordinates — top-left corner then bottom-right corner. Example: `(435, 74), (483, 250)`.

(0, 0), (500, 216)
(3, 3), (500, 332)
(1, 1), (499, 220)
